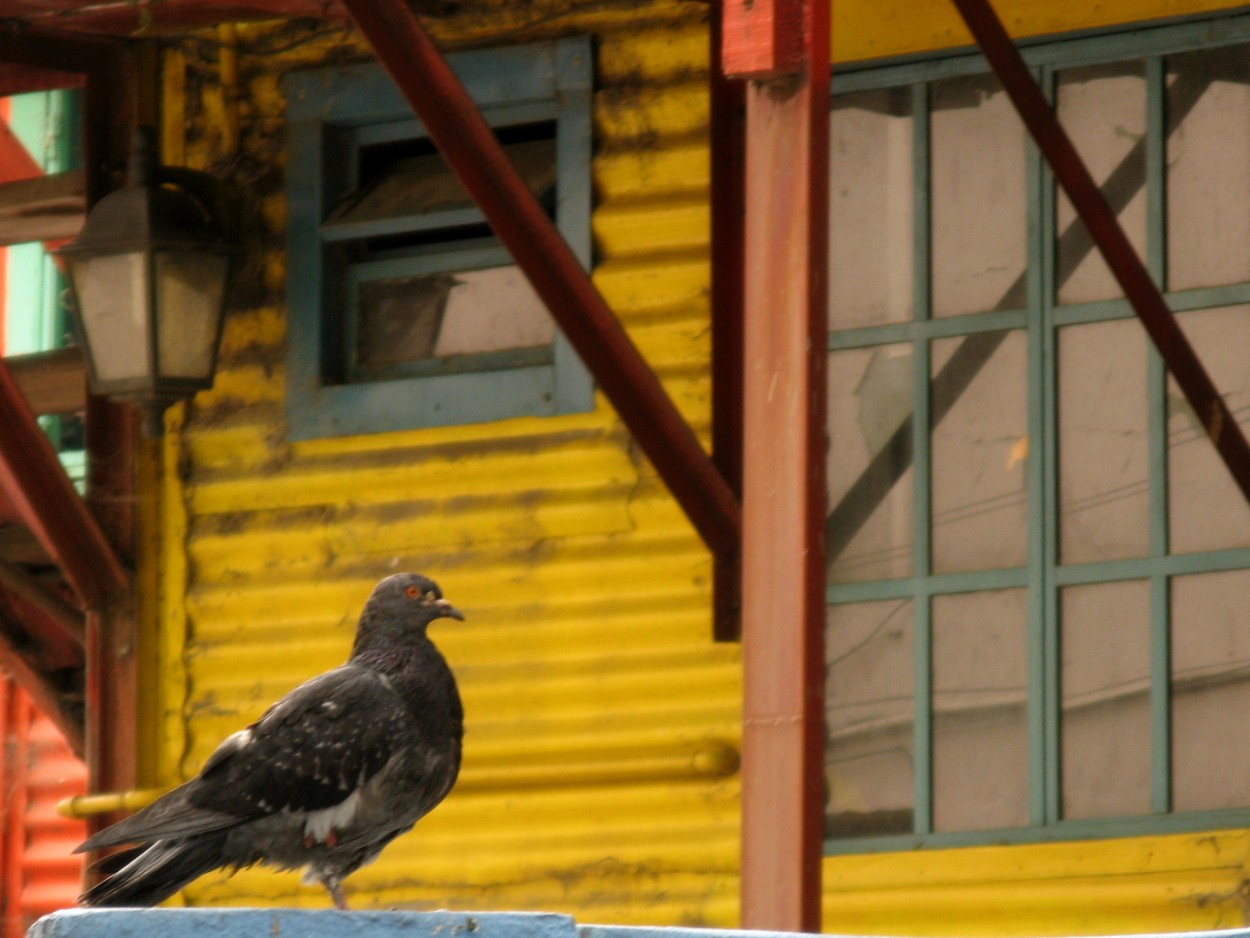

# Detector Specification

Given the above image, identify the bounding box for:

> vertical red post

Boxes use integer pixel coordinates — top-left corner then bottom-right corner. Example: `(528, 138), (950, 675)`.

(725, 0), (830, 929)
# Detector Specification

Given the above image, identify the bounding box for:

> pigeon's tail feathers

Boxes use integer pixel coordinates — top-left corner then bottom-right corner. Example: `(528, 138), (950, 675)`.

(79, 834), (228, 907)
(76, 783), (239, 854)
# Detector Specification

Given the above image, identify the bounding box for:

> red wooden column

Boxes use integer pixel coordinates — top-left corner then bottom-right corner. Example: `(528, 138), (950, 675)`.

(723, 0), (830, 930)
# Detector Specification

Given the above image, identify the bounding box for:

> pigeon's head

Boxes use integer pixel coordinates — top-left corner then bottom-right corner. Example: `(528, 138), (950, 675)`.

(354, 573), (464, 651)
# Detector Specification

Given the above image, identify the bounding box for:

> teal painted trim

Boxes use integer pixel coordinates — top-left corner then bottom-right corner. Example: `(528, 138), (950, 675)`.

(1048, 282), (1250, 326)
(321, 207), (494, 242)
(828, 309), (1028, 349)
(827, 567), (1030, 604)
(550, 35), (594, 414)
(1151, 573), (1172, 813)
(294, 365), (559, 437)
(349, 245), (514, 282)
(913, 598), (933, 835)
(911, 82), (931, 327)
(825, 804), (1250, 854)
(284, 43), (564, 123)
(1165, 281), (1250, 310)
(1054, 548), (1250, 585)
(1145, 53), (1172, 814)
(909, 82), (934, 837)
(1031, 64), (1057, 826)
(351, 101), (560, 148)
(284, 37), (595, 440)
(1146, 56), (1167, 289)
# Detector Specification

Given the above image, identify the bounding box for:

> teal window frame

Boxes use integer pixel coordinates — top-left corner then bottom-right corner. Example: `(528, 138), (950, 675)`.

(283, 38), (594, 439)
(826, 13), (1250, 853)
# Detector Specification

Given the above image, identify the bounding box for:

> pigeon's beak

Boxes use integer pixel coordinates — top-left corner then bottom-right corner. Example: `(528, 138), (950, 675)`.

(433, 598), (464, 622)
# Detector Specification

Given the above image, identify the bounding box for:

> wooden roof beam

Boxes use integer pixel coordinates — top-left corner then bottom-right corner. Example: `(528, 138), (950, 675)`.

(0, 360), (129, 612)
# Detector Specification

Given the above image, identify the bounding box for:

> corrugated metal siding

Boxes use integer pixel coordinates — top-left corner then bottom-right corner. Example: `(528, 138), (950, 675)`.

(154, 8), (741, 924)
(0, 680), (86, 938)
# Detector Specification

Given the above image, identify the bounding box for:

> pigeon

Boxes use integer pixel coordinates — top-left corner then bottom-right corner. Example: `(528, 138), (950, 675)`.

(76, 572), (464, 910)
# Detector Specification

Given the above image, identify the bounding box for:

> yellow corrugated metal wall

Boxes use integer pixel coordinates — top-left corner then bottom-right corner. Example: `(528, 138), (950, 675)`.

(141, 0), (1250, 931)
(149, 2), (741, 922)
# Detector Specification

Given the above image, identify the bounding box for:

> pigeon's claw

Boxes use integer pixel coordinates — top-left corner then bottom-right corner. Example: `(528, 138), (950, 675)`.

(322, 876), (349, 910)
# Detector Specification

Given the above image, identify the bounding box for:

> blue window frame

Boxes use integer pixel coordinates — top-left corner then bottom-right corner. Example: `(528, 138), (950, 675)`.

(283, 38), (593, 439)
(824, 14), (1250, 851)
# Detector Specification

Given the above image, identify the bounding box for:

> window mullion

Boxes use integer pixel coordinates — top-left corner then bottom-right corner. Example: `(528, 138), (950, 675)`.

(1145, 53), (1173, 815)
(911, 79), (934, 837)
(1031, 62), (1060, 827)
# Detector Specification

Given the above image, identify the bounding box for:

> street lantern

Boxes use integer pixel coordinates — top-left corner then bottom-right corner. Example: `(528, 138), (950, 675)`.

(56, 127), (232, 437)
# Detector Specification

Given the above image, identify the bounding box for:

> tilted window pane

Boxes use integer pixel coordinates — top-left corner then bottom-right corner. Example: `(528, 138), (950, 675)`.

(933, 588), (1029, 832)
(1061, 580), (1151, 820)
(931, 330), (1028, 573)
(827, 345), (915, 583)
(1168, 305), (1250, 553)
(1055, 62), (1147, 306)
(829, 89), (914, 330)
(1167, 45), (1250, 292)
(1172, 569), (1250, 811)
(1058, 319), (1149, 563)
(931, 73), (1027, 317)
(825, 600), (915, 839)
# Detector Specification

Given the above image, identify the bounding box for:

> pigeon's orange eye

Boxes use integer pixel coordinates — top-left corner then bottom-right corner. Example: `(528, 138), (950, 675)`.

(405, 585), (421, 599)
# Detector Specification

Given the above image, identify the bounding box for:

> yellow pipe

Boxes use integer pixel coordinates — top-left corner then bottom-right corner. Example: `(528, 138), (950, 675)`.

(59, 740), (738, 818)
(57, 787), (169, 819)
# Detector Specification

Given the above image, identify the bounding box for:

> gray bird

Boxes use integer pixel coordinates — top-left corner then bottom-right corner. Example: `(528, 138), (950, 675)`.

(77, 572), (464, 909)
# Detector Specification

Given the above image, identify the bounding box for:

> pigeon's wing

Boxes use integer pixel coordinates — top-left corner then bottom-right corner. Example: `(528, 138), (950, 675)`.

(78, 665), (411, 852)
(193, 665), (411, 817)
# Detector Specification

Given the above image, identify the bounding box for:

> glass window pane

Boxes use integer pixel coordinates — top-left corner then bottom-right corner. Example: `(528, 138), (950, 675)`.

(1061, 580), (1151, 820)
(826, 600), (914, 839)
(1055, 62), (1147, 306)
(931, 330), (1027, 573)
(829, 89), (914, 330)
(1168, 305), (1250, 553)
(1167, 45), (1250, 291)
(827, 345), (915, 582)
(931, 73), (1027, 317)
(156, 251), (228, 379)
(72, 252), (150, 384)
(1172, 569), (1250, 812)
(355, 265), (554, 376)
(1058, 319), (1149, 563)
(933, 589), (1029, 832)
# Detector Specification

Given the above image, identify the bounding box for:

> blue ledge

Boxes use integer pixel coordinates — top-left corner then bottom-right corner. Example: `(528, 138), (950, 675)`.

(29, 910), (577, 938)
(25, 912), (822, 938)
(25, 910), (825, 938)
(27, 912), (1250, 938)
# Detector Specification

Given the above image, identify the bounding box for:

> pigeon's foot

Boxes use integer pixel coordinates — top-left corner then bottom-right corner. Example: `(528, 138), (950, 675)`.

(322, 876), (349, 910)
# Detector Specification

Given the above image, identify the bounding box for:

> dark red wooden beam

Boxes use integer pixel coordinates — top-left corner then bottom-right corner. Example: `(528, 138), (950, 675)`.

(339, 0), (741, 559)
(952, 0), (1250, 508)
(727, 0), (829, 927)
(0, 361), (129, 610)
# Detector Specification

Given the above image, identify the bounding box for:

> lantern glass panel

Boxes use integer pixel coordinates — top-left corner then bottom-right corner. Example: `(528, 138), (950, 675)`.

(71, 251), (151, 384)
(155, 250), (228, 380)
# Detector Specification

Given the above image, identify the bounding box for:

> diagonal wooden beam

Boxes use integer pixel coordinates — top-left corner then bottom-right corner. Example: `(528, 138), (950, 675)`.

(0, 361), (129, 610)
(340, 0), (741, 560)
(951, 0), (1250, 510)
